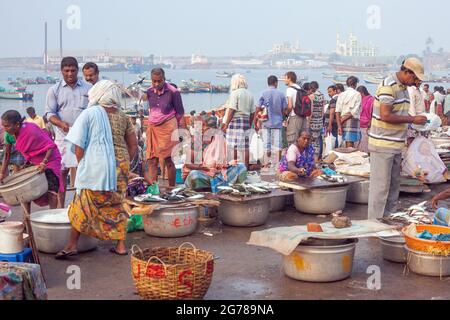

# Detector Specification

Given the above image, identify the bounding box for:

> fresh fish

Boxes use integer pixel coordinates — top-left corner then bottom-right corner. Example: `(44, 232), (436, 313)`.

(187, 194), (205, 200)
(218, 186), (234, 191)
(171, 187), (185, 194)
(390, 212), (408, 218)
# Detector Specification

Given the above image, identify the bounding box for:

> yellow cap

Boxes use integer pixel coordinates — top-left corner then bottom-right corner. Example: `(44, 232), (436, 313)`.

(403, 58), (425, 81)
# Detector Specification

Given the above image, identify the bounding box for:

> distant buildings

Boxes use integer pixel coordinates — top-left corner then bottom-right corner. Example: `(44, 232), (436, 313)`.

(336, 33), (377, 57)
(190, 54), (211, 68)
(270, 41), (301, 56)
(46, 49), (144, 68)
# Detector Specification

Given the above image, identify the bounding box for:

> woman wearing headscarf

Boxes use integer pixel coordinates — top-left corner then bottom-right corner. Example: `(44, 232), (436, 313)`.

(56, 80), (138, 259)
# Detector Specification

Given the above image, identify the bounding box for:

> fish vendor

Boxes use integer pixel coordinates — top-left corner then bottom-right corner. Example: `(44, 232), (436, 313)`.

(143, 68), (185, 188)
(55, 80), (138, 259)
(183, 116), (247, 191)
(0, 110), (64, 212)
(278, 131), (322, 181)
(431, 188), (450, 226)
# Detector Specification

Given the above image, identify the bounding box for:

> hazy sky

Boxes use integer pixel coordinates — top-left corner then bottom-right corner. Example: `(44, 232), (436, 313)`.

(1, 0), (449, 58)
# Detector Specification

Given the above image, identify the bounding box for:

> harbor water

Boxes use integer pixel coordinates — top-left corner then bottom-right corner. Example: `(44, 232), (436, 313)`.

(1, 68), (449, 117)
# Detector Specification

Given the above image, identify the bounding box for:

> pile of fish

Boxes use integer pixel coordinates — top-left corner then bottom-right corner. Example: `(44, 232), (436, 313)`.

(134, 187), (204, 204)
(389, 201), (433, 225)
(317, 174), (348, 183)
(218, 183), (272, 197)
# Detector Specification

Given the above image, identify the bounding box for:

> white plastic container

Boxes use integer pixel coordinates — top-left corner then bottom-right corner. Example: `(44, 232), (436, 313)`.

(0, 221), (24, 254)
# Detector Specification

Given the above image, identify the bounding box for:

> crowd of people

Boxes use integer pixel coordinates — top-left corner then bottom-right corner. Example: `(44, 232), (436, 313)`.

(1, 56), (449, 259)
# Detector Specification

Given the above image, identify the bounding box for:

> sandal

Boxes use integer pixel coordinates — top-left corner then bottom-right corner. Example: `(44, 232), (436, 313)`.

(55, 250), (78, 260)
(109, 247), (128, 256)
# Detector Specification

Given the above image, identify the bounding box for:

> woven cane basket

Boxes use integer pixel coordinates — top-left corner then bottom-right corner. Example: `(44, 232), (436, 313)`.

(130, 243), (214, 300)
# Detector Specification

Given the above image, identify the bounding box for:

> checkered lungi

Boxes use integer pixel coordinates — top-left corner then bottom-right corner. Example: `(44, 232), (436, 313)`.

(342, 118), (361, 142)
(226, 116), (251, 150)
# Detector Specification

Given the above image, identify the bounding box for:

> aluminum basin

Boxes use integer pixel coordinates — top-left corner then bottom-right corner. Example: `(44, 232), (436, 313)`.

(0, 167), (48, 206)
(30, 209), (98, 254)
(406, 246), (450, 277)
(143, 205), (199, 238)
(218, 199), (270, 227)
(346, 180), (369, 204)
(294, 186), (349, 215)
(282, 238), (358, 282)
(270, 196), (287, 212)
(380, 236), (407, 263)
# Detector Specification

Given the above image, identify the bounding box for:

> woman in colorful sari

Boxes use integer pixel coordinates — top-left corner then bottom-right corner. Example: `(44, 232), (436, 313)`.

(183, 119), (247, 191)
(56, 80), (138, 259)
(1, 111), (63, 212)
(278, 131), (322, 182)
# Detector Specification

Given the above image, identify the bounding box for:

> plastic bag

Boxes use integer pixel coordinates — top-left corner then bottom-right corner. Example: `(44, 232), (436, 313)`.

(411, 113), (442, 132)
(127, 215), (144, 233)
(402, 136), (447, 184)
(249, 133), (264, 163)
(146, 183), (160, 195)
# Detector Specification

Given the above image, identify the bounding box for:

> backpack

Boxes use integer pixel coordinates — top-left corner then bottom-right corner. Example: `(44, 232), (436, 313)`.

(290, 86), (312, 117)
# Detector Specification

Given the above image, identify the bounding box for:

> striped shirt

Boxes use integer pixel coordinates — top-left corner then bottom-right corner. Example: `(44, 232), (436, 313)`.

(368, 73), (410, 154)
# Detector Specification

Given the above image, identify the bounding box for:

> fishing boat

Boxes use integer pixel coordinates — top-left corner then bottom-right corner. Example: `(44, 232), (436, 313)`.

(216, 71), (235, 78)
(179, 80), (211, 93)
(0, 87), (33, 100)
(363, 74), (383, 85)
(211, 85), (230, 93)
(179, 80), (230, 94)
(331, 75), (347, 85)
(13, 86), (27, 92)
(322, 72), (335, 79)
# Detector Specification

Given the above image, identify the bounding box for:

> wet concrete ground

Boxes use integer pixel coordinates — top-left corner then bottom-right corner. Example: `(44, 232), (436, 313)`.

(7, 183), (450, 300)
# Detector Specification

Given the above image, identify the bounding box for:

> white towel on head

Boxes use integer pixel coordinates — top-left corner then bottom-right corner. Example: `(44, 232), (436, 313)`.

(88, 80), (122, 108)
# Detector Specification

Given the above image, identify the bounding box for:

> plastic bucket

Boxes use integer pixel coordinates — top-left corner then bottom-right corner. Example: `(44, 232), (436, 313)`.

(0, 221), (24, 254)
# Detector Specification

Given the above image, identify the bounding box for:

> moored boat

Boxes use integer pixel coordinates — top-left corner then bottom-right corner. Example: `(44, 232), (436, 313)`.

(216, 71), (235, 78)
(0, 87), (33, 100)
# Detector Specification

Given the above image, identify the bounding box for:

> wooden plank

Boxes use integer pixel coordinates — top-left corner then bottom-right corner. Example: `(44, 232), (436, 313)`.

(278, 175), (367, 191)
(217, 188), (294, 203)
(20, 203), (46, 286)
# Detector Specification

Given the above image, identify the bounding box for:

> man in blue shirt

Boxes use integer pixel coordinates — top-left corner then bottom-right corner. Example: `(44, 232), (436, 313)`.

(256, 75), (287, 165)
(45, 56), (92, 207)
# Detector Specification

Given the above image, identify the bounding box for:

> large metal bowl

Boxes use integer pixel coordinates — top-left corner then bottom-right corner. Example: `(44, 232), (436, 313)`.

(380, 236), (407, 263)
(294, 186), (349, 215)
(30, 209), (98, 254)
(282, 238), (358, 282)
(143, 205), (199, 238)
(270, 196), (287, 212)
(218, 199), (270, 227)
(406, 246), (450, 277)
(346, 180), (369, 204)
(0, 167), (48, 206)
